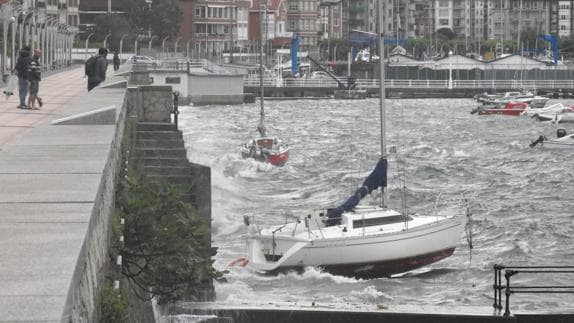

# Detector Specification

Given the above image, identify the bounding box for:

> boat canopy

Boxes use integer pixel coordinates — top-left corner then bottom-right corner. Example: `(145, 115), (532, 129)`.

(326, 159), (387, 225)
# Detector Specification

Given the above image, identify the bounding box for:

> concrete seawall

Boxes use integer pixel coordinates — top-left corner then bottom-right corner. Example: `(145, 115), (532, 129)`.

(0, 65), (214, 321)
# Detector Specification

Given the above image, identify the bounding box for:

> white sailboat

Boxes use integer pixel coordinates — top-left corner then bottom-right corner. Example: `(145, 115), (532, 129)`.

(244, 2), (469, 278)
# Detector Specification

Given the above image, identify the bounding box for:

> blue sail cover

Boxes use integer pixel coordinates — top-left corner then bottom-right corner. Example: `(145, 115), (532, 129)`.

(291, 34), (299, 76)
(537, 34), (559, 65)
(326, 159), (388, 225)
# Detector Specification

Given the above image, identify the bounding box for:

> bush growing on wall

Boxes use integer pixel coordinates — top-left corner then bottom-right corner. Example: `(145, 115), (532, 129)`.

(117, 175), (224, 304)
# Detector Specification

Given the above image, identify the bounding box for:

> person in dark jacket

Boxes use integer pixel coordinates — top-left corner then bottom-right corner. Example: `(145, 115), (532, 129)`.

(14, 46), (31, 108)
(87, 48), (108, 91)
(27, 48), (43, 110)
(113, 50), (120, 71)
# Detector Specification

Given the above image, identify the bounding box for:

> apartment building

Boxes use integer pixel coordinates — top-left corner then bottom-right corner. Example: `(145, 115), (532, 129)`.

(558, 0), (573, 37)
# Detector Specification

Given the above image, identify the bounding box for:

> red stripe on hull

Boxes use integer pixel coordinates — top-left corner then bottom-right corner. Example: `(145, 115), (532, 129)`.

(478, 109), (523, 116)
(241, 151), (289, 166)
(270, 248), (456, 279)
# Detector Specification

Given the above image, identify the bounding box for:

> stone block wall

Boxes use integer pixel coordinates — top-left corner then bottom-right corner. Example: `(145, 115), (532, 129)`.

(61, 90), (129, 322)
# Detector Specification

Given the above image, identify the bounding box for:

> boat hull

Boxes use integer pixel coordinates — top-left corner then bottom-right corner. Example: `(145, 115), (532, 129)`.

(241, 137), (289, 166)
(277, 247), (455, 278)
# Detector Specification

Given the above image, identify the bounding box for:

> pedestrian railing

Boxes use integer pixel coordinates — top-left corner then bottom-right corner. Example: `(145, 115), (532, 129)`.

(493, 264), (574, 316)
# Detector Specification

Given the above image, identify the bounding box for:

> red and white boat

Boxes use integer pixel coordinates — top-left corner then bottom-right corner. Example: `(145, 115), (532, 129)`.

(477, 101), (528, 116)
(241, 14), (289, 167)
(240, 137), (289, 166)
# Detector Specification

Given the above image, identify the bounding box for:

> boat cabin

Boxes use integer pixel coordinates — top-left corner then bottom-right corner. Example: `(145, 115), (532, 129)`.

(341, 207), (410, 230)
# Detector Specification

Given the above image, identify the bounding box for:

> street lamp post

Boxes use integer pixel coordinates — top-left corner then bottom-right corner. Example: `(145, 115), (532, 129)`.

(162, 36), (169, 58)
(134, 35), (141, 55)
(148, 35), (157, 51)
(85, 32), (94, 60)
(186, 39), (192, 58)
(103, 32), (112, 49)
(119, 34), (128, 59)
(20, 11), (33, 50)
(174, 36), (182, 56)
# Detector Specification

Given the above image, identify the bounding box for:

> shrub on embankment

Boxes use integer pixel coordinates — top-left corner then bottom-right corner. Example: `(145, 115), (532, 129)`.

(101, 174), (225, 319)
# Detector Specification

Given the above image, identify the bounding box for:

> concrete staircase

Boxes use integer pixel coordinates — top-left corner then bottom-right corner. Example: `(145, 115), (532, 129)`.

(135, 122), (195, 188)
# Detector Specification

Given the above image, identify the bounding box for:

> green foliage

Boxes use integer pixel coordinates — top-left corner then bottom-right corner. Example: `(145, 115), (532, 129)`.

(150, 0), (183, 39)
(117, 175), (223, 304)
(87, 0), (182, 50)
(101, 284), (128, 322)
(92, 14), (131, 50)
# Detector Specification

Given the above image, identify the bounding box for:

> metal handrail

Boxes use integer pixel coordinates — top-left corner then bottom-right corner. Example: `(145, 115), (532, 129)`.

(172, 91), (179, 128)
(493, 264), (574, 316)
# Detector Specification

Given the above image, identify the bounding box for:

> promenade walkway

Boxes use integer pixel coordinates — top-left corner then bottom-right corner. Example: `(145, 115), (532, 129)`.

(0, 67), (124, 321)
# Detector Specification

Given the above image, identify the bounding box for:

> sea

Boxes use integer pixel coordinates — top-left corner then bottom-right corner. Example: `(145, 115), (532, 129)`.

(176, 98), (574, 314)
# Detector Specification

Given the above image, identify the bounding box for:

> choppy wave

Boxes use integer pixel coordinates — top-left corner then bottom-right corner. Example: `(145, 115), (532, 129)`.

(178, 98), (574, 311)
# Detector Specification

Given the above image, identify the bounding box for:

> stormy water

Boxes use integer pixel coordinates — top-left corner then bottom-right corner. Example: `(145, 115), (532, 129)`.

(177, 98), (574, 313)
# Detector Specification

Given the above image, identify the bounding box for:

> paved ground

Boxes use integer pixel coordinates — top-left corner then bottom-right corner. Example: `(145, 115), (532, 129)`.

(0, 67), (124, 321)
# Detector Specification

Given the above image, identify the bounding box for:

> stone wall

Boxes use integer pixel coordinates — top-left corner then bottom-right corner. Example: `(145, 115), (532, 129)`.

(61, 90), (129, 322)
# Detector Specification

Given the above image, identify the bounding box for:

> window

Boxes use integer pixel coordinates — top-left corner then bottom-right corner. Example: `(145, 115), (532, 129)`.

(439, 19), (449, 25)
(165, 77), (180, 84)
(196, 7), (206, 18)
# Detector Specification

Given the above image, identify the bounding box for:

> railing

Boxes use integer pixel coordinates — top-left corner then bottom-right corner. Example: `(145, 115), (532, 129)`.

(172, 91), (179, 128)
(244, 78), (574, 90)
(493, 264), (574, 316)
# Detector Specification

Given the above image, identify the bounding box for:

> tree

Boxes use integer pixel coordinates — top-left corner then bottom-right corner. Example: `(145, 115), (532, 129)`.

(150, 0), (183, 39)
(92, 14), (131, 50)
(117, 176), (225, 304)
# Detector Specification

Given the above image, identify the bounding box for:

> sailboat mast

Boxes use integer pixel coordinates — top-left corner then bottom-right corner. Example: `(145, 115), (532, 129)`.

(378, 0), (388, 209)
(259, 1), (266, 136)
(378, 0), (387, 160)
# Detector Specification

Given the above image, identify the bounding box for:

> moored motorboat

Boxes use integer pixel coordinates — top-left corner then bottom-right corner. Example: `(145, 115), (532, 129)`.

(521, 102), (571, 119)
(530, 128), (574, 149)
(527, 105), (574, 122)
(481, 92), (549, 109)
(476, 101), (528, 116)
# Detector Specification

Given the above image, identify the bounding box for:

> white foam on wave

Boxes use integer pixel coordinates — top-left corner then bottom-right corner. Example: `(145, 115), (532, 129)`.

(349, 285), (394, 302)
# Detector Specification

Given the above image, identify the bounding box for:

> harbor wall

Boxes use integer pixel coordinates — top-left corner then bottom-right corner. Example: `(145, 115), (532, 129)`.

(62, 80), (214, 320)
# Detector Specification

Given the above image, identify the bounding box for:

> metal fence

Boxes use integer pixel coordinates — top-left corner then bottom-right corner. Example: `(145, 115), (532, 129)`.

(243, 77), (574, 90)
(493, 264), (574, 316)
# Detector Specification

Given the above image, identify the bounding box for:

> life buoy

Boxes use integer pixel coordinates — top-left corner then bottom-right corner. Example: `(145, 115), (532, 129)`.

(228, 257), (249, 267)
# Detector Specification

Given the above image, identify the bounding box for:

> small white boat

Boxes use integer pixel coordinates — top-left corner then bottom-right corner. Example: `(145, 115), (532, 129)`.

(528, 105), (574, 123)
(530, 129), (574, 149)
(481, 92), (549, 109)
(521, 102), (570, 119)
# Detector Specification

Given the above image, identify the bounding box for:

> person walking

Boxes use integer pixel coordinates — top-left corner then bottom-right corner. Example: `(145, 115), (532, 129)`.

(14, 46), (31, 109)
(113, 50), (120, 71)
(27, 48), (43, 110)
(86, 48), (109, 91)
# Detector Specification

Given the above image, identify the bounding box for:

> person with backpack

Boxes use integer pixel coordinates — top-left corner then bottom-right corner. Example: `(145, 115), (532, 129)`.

(27, 48), (43, 110)
(86, 48), (109, 91)
(14, 46), (31, 109)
